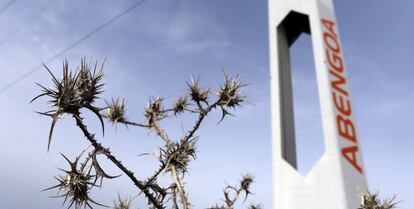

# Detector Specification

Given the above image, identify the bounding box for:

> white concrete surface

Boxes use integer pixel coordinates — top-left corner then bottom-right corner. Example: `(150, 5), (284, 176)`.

(268, 0), (367, 208)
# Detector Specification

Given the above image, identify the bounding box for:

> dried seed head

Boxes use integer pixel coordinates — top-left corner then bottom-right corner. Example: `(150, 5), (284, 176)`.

(44, 153), (106, 209)
(162, 138), (197, 175)
(105, 98), (127, 124)
(77, 58), (105, 106)
(359, 191), (398, 209)
(240, 173), (253, 191)
(33, 59), (104, 113)
(113, 193), (133, 209)
(240, 173), (254, 201)
(145, 97), (165, 127)
(217, 73), (245, 108)
(173, 96), (188, 115)
(210, 173), (258, 209)
(187, 77), (209, 103)
(32, 58), (106, 151)
(53, 60), (80, 112)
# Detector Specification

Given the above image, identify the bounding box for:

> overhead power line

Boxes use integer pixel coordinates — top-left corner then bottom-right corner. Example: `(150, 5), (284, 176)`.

(0, 0), (149, 94)
(0, 0), (63, 48)
(0, 0), (16, 16)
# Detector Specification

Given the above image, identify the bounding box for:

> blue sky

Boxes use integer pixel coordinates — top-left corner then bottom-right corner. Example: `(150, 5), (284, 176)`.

(0, 0), (412, 208)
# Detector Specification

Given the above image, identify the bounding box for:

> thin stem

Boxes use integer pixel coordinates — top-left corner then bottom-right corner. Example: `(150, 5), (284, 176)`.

(153, 122), (173, 145)
(229, 188), (242, 207)
(183, 108), (200, 114)
(183, 100), (221, 141)
(171, 165), (189, 209)
(79, 151), (94, 171)
(171, 183), (179, 209)
(73, 114), (164, 209)
(144, 161), (168, 187)
(122, 120), (149, 127)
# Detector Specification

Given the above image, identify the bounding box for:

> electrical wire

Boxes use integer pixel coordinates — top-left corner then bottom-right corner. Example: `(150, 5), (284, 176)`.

(0, 0), (149, 94)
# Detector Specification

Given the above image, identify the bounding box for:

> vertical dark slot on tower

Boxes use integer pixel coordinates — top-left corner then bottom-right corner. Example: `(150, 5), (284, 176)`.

(277, 11), (325, 174)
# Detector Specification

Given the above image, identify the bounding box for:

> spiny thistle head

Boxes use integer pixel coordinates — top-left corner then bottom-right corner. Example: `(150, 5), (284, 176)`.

(113, 193), (133, 209)
(173, 96), (188, 115)
(187, 77), (209, 103)
(32, 58), (105, 151)
(240, 173), (254, 200)
(217, 73), (245, 108)
(46, 60), (79, 112)
(33, 58), (104, 112)
(145, 97), (165, 127)
(77, 58), (105, 106)
(359, 191), (398, 209)
(162, 138), (197, 175)
(44, 153), (106, 209)
(104, 98), (127, 124)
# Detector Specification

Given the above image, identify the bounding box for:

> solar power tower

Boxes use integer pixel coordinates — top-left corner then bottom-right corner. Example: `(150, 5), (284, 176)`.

(268, 0), (367, 208)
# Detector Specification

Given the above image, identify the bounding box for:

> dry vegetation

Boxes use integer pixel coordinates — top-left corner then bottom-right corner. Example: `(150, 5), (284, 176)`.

(358, 191), (399, 209)
(32, 58), (259, 209)
(32, 58), (399, 209)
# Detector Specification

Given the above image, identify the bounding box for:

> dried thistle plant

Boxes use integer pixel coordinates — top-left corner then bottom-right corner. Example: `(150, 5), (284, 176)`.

(173, 96), (188, 115)
(44, 153), (107, 209)
(113, 193), (133, 209)
(104, 98), (127, 125)
(218, 73), (245, 109)
(145, 97), (166, 128)
(187, 77), (209, 104)
(358, 191), (399, 209)
(77, 58), (105, 106)
(160, 137), (197, 175)
(208, 173), (255, 209)
(240, 173), (254, 200)
(33, 57), (257, 209)
(32, 58), (105, 151)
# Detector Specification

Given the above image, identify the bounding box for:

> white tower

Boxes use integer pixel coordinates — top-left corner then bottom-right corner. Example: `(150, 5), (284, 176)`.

(268, 0), (367, 209)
